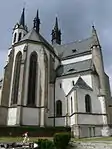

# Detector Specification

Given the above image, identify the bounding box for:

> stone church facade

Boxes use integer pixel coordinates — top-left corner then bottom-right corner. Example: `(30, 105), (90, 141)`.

(0, 9), (112, 138)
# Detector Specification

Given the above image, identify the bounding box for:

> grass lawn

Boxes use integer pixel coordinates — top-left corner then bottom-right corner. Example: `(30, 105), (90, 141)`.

(0, 136), (112, 143)
(0, 137), (52, 143)
(72, 137), (112, 142)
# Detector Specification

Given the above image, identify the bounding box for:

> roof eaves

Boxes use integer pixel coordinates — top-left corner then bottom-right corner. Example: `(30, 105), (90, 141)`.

(61, 50), (91, 60)
(13, 39), (60, 61)
(57, 69), (92, 77)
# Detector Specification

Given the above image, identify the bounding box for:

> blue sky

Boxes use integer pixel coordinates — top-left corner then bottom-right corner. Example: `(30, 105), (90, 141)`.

(0, 0), (112, 89)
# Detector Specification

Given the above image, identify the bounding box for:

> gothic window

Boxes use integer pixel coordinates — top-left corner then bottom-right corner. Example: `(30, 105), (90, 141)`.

(27, 52), (37, 106)
(60, 83), (62, 88)
(50, 54), (55, 83)
(72, 80), (75, 86)
(71, 97), (73, 113)
(11, 51), (22, 105)
(72, 49), (77, 53)
(13, 33), (17, 43)
(18, 32), (22, 41)
(56, 100), (62, 116)
(85, 94), (92, 113)
(44, 51), (48, 107)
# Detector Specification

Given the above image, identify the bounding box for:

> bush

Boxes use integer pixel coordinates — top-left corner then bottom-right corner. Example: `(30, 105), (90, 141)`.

(37, 139), (55, 149)
(53, 132), (71, 149)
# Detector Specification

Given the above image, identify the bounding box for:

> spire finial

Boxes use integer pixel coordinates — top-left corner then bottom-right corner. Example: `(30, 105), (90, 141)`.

(33, 9), (40, 33)
(91, 24), (100, 47)
(54, 16), (58, 30)
(51, 16), (61, 45)
(92, 24), (97, 36)
(19, 8), (25, 27)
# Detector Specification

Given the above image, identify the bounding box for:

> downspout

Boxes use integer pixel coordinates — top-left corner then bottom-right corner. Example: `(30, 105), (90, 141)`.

(53, 77), (56, 127)
(76, 89), (80, 138)
(53, 57), (61, 127)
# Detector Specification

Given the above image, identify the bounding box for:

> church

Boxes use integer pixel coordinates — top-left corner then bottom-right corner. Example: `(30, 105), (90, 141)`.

(0, 8), (112, 138)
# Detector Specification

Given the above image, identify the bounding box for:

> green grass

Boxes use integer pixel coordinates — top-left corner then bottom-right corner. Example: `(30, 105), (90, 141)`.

(0, 136), (112, 143)
(0, 137), (52, 143)
(72, 137), (112, 142)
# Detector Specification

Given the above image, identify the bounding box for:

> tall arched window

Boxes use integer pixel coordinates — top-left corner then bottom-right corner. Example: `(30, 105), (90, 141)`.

(11, 51), (22, 105)
(44, 51), (48, 108)
(27, 52), (37, 106)
(56, 100), (62, 116)
(71, 97), (73, 113)
(13, 33), (17, 43)
(85, 94), (92, 113)
(18, 32), (22, 41)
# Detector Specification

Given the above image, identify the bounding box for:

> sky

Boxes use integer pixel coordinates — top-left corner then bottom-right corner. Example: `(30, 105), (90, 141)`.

(0, 0), (112, 89)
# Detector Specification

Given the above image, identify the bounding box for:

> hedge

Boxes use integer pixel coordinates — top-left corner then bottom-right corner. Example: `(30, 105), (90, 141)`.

(54, 132), (71, 149)
(0, 126), (71, 137)
(37, 139), (55, 149)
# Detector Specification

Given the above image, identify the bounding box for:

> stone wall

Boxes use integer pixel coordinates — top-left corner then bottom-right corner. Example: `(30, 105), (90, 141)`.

(70, 142), (112, 149)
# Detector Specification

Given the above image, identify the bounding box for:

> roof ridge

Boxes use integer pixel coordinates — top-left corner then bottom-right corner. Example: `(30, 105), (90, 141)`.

(75, 76), (93, 90)
(58, 36), (93, 47)
(66, 77), (93, 96)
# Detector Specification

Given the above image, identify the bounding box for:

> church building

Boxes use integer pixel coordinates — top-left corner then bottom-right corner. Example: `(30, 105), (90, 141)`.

(0, 9), (112, 138)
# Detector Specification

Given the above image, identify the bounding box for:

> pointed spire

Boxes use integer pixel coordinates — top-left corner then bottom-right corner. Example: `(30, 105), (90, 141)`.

(91, 25), (100, 47)
(51, 17), (61, 45)
(19, 8), (25, 27)
(54, 17), (58, 31)
(33, 9), (40, 33)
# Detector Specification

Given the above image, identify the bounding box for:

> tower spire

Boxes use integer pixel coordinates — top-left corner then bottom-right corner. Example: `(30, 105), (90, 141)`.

(33, 9), (40, 33)
(54, 17), (58, 31)
(51, 17), (61, 45)
(91, 25), (100, 46)
(19, 8), (25, 27)
(12, 8), (27, 45)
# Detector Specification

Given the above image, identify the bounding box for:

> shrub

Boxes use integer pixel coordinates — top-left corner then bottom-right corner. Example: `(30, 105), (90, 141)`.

(37, 139), (55, 149)
(53, 132), (71, 149)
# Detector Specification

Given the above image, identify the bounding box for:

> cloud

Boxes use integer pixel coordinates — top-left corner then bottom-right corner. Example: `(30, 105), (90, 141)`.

(0, 0), (112, 89)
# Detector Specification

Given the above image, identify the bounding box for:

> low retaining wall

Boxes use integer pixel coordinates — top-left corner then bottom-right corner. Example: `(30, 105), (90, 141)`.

(70, 142), (112, 149)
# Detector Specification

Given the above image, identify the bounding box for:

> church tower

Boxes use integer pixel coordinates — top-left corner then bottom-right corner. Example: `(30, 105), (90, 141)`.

(91, 26), (111, 136)
(51, 17), (61, 45)
(91, 25), (105, 96)
(12, 8), (28, 45)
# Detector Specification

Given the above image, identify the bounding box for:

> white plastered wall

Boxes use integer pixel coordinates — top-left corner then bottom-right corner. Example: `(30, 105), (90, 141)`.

(7, 108), (17, 125)
(55, 74), (92, 126)
(55, 74), (92, 102)
(77, 88), (103, 125)
(62, 54), (92, 65)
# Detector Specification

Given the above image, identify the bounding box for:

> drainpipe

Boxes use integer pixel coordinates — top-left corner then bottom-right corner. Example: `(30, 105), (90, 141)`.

(53, 77), (56, 127)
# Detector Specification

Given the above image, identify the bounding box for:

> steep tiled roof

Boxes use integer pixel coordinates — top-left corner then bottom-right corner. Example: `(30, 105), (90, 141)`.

(20, 28), (54, 53)
(56, 59), (93, 77)
(74, 77), (93, 91)
(66, 77), (93, 96)
(21, 28), (42, 42)
(54, 37), (93, 59)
